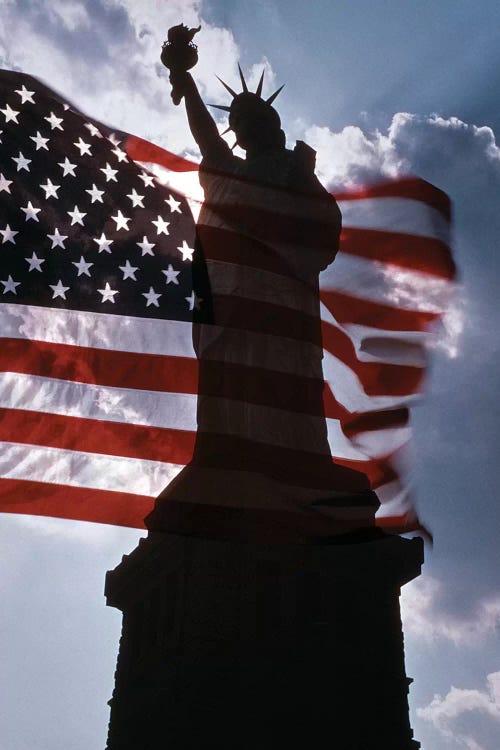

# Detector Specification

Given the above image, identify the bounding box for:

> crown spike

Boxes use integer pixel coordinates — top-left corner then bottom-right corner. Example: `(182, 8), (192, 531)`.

(220, 125), (232, 136)
(255, 69), (265, 97)
(237, 64), (248, 92)
(215, 75), (237, 98)
(230, 140), (238, 151)
(207, 103), (231, 112)
(266, 84), (285, 106)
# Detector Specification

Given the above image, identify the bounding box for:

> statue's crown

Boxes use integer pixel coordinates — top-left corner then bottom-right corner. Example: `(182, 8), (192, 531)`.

(208, 66), (284, 135)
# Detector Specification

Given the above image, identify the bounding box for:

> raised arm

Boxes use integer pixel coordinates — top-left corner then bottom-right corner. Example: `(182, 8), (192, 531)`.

(170, 69), (226, 159)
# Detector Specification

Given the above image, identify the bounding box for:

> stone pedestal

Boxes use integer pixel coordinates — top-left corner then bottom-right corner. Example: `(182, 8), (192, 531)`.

(105, 532), (422, 749)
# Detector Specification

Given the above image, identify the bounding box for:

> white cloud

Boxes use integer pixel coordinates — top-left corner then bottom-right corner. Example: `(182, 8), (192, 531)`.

(6, 513), (146, 546)
(417, 672), (500, 750)
(401, 575), (500, 645)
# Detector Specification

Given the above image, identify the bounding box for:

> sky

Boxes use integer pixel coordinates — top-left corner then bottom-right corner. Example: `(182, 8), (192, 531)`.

(0, 1), (499, 748)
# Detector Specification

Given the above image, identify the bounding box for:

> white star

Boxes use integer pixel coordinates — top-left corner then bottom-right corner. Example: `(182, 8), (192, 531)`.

(25, 252), (45, 272)
(73, 137), (92, 156)
(93, 233), (113, 253)
(0, 224), (18, 244)
(44, 111), (63, 130)
(84, 122), (102, 137)
(107, 133), (121, 146)
(136, 236), (155, 256)
(0, 173), (12, 193)
(152, 215), (170, 236)
(111, 210), (131, 231)
(47, 228), (68, 249)
(119, 260), (139, 280)
(100, 162), (118, 182)
(142, 287), (161, 307)
(165, 194), (182, 213)
(1, 103), (20, 123)
(72, 256), (94, 277)
(21, 200), (41, 222)
(85, 184), (104, 203)
(162, 264), (180, 285)
(11, 152), (31, 172)
(177, 240), (195, 261)
(111, 146), (128, 163)
(30, 131), (49, 150)
(185, 290), (203, 311)
(98, 282), (119, 303)
(62, 103), (70, 111)
(1, 275), (20, 295)
(58, 157), (77, 176)
(126, 188), (144, 208)
(49, 280), (70, 300)
(138, 171), (155, 188)
(67, 205), (86, 226)
(15, 84), (35, 104)
(40, 178), (60, 199)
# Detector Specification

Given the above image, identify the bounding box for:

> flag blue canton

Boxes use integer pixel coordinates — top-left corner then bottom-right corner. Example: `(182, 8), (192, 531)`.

(0, 70), (196, 321)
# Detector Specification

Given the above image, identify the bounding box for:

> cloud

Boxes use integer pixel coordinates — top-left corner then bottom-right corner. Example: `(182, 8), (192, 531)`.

(401, 575), (500, 645)
(4, 513), (146, 546)
(293, 111), (500, 196)
(417, 671), (500, 750)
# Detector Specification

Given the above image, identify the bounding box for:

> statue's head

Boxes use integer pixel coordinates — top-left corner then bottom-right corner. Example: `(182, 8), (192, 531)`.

(209, 67), (285, 154)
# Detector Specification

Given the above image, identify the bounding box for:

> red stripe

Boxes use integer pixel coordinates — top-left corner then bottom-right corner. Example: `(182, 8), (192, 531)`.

(321, 322), (424, 396)
(2, 338), (328, 415)
(342, 408), (409, 437)
(339, 228), (455, 279)
(125, 135), (199, 172)
(198, 359), (326, 415)
(0, 406), (400, 494)
(202, 198), (339, 256)
(320, 289), (441, 331)
(212, 294), (323, 345)
(0, 338), (199, 394)
(198, 224), (317, 282)
(191, 432), (372, 492)
(0, 408), (195, 464)
(0, 477), (151, 528)
(334, 176), (452, 222)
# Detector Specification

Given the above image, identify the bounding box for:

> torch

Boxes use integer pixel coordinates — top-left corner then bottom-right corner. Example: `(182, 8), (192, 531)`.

(161, 24), (201, 105)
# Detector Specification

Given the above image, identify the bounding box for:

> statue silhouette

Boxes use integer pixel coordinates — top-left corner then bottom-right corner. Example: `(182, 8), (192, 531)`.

(146, 27), (379, 541)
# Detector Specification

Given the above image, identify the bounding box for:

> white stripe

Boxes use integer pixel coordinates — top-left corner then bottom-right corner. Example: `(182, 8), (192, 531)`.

(0, 372), (198, 431)
(154, 163), (449, 244)
(327, 419), (411, 460)
(338, 197), (450, 242)
(0, 372), (337, 455)
(1, 303), (195, 357)
(375, 481), (413, 517)
(343, 322), (430, 367)
(0, 303), (325, 378)
(327, 419), (368, 461)
(321, 303), (428, 367)
(208, 260), (319, 316)
(321, 253), (452, 312)
(323, 350), (419, 413)
(0, 441), (181, 496)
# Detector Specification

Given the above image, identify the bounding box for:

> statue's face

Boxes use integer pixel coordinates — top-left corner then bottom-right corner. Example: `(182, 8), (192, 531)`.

(229, 94), (281, 153)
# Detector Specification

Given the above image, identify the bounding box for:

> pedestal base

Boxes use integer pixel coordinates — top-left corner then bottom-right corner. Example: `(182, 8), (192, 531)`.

(105, 532), (422, 749)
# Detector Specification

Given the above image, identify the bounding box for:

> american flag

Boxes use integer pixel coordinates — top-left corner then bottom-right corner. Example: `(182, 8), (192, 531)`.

(0, 70), (454, 538)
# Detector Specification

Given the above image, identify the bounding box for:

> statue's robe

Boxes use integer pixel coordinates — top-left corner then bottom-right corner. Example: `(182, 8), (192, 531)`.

(146, 140), (378, 541)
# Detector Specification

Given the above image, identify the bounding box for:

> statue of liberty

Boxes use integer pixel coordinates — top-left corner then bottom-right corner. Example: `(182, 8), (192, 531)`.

(146, 25), (379, 541)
